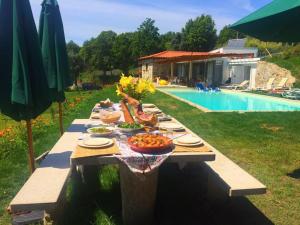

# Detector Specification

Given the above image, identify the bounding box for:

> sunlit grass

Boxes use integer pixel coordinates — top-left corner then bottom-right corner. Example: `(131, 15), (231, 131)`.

(1, 86), (300, 225)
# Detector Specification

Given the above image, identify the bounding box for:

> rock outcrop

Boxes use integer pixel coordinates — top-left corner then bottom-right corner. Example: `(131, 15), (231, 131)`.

(256, 61), (296, 88)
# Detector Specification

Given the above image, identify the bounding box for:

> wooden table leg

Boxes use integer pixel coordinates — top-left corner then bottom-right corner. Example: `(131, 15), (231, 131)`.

(119, 163), (158, 225)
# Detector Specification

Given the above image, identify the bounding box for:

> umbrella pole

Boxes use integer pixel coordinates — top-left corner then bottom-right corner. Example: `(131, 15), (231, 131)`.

(26, 120), (35, 173)
(58, 102), (64, 136)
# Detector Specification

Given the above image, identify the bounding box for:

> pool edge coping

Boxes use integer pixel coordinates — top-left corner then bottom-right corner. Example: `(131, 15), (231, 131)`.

(157, 88), (300, 113)
(157, 89), (212, 113)
(222, 89), (300, 106)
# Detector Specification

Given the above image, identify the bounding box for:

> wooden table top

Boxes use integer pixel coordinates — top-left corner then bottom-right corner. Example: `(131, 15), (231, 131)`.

(70, 118), (215, 166)
(70, 104), (215, 166)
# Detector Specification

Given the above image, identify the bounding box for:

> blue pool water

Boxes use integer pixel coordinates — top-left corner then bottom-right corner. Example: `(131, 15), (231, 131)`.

(162, 88), (300, 111)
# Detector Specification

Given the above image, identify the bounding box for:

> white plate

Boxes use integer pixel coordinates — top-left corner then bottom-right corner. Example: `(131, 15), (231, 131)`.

(173, 139), (203, 147)
(84, 138), (110, 146)
(143, 108), (162, 114)
(159, 122), (184, 131)
(87, 127), (114, 137)
(177, 136), (202, 144)
(78, 138), (114, 149)
(143, 103), (156, 108)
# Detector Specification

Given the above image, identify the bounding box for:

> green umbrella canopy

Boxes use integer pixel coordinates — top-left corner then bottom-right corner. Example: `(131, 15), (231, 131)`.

(230, 0), (300, 42)
(39, 0), (71, 103)
(0, 0), (51, 122)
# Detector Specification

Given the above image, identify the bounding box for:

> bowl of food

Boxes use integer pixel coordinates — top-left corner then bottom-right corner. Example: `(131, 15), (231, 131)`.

(87, 127), (114, 137)
(128, 134), (173, 153)
(117, 122), (144, 133)
(100, 98), (114, 108)
(99, 111), (121, 124)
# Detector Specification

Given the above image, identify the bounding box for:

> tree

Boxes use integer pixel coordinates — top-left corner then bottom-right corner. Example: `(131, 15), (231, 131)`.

(181, 15), (217, 51)
(217, 25), (245, 47)
(160, 32), (176, 50)
(66, 41), (84, 86)
(132, 18), (161, 59)
(95, 31), (117, 75)
(79, 38), (96, 71)
(112, 32), (135, 74)
(80, 31), (117, 76)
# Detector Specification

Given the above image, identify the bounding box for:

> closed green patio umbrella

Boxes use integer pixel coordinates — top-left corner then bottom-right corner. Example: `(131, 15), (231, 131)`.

(0, 0), (51, 173)
(230, 0), (300, 42)
(39, 0), (71, 135)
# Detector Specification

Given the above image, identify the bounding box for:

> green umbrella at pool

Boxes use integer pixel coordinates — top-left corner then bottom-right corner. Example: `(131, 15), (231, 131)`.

(39, 0), (72, 135)
(0, 0), (51, 173)
(230, 0), (300, 42)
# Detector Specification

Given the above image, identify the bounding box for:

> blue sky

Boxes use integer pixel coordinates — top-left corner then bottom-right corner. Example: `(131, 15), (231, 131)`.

(29, 0), (272, 45)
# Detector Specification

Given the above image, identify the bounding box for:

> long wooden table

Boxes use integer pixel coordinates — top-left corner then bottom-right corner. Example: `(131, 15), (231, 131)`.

(70, 110), (215, 225)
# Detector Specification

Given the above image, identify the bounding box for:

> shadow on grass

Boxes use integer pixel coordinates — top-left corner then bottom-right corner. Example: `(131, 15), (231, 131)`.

(57, 165), (122, 225)
(287, 169), (300, 180)
(57, 164), (273, 225)
(156, 163), (274, 225)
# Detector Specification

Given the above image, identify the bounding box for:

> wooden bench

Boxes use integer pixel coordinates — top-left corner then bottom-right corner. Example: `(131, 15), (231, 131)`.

(9, 120), (85, 216)
(204, 147), (266, 197)
(170, 117), (267, 197)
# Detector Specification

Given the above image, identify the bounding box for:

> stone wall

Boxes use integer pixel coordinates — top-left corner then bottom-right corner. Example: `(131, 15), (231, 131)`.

(256, 61), (296, 88)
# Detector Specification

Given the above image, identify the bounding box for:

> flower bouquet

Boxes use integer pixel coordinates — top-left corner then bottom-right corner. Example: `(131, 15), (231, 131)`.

(116, 74), (157, 127)
(116, 74), (155, 101)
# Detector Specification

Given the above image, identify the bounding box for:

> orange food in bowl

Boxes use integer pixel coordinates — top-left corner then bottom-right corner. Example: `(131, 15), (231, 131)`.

(128, 134), (172, 149)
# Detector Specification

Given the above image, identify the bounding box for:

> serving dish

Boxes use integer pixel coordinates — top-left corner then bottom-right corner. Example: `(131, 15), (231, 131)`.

(128, 134), (173, 153)
(87, 127), (114, 137)
(99, 111), (121, 124)
(117, 122), (144, 133)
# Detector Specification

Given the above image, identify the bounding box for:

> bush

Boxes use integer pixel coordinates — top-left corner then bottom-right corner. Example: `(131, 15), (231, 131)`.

(79, 70), (121, 86)
(99, 75), (121, 85)
(282, 44), (300, 59)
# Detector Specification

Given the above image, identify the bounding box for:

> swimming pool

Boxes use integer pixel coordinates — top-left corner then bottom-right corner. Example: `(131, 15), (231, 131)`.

(161, 88), (300, 112)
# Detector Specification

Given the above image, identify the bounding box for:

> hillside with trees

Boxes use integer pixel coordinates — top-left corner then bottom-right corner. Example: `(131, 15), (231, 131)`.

(67, 15), (223, 85)
(67, 15), (300, 87)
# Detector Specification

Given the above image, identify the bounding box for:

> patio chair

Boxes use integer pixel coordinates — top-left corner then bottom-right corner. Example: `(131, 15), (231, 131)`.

(275, 78), (288, 90)
(208, 85), (221, 92)
(222, 80), (249, 90)
(235, 80), (250, 90)
(196, 83), (209, 92)
(282, 88), (300, 100)
(259, 77), (275, 91)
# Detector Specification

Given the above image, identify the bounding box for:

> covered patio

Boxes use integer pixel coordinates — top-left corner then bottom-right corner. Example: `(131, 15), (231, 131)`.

(139, 51), (254, 87)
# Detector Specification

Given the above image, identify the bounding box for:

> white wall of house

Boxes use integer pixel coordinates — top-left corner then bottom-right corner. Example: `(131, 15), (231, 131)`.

(141, 56), (260, 88)
(249, 66), (257, 89)
(229, 58), (260, 89)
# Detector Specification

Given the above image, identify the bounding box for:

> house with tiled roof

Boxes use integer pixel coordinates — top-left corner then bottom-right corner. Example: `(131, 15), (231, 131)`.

(138, 39), (259, 88)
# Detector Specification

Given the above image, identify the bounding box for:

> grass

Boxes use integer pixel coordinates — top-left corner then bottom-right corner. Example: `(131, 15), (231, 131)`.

(265, 55), (300, 87)
(1, 86), (300, 225)
(0, 89), (119, 225)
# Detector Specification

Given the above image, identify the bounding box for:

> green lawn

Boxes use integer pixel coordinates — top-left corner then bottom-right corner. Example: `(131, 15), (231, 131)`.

(1, 87), (300, 225)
